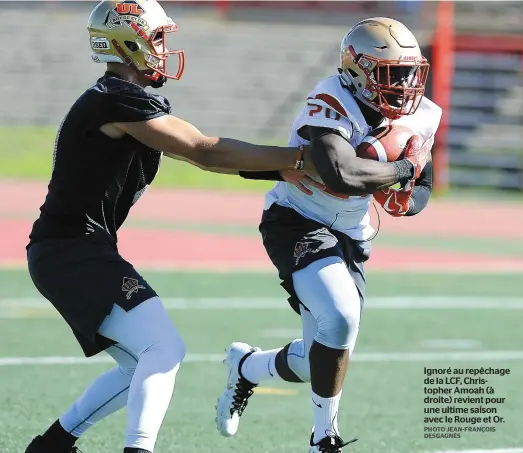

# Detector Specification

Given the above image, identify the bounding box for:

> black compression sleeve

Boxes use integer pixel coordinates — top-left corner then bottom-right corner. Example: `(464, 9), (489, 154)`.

(406, 161), (433, 216)
(415, 160), (433, 189)
(405, 186), (431, 216)
(239, 171), (283, 181)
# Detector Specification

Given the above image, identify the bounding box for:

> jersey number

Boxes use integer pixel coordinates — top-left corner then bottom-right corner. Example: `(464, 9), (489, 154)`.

(307, 104), (341, 121)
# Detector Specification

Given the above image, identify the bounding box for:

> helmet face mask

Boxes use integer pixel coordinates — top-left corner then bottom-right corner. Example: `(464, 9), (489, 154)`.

(360, 53), (429, 117)
(339, 17), (430, 119)
(87, 1), (185, 86)
(141, 23), (185, 82)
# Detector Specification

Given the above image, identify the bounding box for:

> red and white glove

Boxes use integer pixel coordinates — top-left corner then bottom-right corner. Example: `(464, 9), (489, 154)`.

(402, 135), (431, 192)
(373, 187), (412, 217)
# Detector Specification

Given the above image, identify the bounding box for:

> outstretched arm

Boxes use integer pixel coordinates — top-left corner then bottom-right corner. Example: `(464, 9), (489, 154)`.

(166, 146), (324, 195)
(114, 115), (303, 172)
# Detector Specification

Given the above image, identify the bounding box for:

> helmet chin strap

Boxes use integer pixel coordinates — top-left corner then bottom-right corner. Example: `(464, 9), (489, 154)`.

(339, 67), (388, 125)
(111, 39), (166, 88)
(150, 75), (167, 89)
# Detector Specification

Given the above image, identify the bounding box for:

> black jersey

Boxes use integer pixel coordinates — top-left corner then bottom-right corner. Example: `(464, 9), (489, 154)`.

(28, 72), (171, 246)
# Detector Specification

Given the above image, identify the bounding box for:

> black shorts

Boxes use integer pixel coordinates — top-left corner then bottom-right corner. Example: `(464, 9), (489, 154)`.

(259, 204), (371, 315)
(27, 228), (157, 357)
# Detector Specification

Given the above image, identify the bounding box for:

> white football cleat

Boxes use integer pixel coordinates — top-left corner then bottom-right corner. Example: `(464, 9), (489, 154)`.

(215, 342), (260, 437)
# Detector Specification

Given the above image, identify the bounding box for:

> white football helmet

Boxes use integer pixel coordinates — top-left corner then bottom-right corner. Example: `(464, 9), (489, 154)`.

(87, 0), (185, 86)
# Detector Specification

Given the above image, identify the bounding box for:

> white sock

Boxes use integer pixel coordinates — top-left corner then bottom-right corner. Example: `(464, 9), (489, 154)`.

(311, 390), (342, 443)
(240, 348), (282, 384)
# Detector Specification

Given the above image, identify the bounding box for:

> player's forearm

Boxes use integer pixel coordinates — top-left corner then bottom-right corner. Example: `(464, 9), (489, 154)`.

(195, 137), (300, 172)
(310, 128), (414, 195)
(163, 153), (282, 180)
(405, 160), (433, 216)
(406, 185), (432, 216)
(115, 116), (301, 172)
(331, 158), (413, 195)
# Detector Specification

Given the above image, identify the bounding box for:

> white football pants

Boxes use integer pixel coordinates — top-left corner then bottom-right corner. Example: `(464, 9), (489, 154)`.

(59, 296), (186, 452)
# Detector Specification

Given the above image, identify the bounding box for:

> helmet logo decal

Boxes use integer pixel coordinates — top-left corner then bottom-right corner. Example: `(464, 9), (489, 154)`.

(116, 2), (144, 15)
(108, 1), (149, 32)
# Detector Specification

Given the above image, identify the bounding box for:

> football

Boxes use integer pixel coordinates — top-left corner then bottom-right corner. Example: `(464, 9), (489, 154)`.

(356, 124), (414, 162)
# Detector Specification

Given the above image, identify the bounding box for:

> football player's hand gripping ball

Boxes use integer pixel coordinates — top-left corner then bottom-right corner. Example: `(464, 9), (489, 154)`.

(373, 187), (412, 217)
(373, 134), (431, 216)
(401, 134), (431, 191)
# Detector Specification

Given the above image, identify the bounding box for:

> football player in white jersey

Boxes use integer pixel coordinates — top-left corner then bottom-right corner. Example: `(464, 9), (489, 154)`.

(216, 17), (441, 452)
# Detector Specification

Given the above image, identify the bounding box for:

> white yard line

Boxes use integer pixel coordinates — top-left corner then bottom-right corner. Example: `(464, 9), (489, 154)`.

(2, 350), (523, 367)
(427, 449), (523, 453)
(1, 296), (523, 315)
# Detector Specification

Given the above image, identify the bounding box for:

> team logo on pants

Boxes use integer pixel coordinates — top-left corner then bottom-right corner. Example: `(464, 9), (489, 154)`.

(293, 241), (314, 266)
(122, 277), (146, 300)
(293, 231), (337, 266)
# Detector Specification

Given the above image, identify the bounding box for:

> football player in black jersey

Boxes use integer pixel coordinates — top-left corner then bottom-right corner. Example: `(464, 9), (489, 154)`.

(24, 2), (430, 453)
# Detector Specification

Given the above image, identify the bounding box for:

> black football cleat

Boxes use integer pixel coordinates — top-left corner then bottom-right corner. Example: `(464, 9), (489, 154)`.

(25, 436), (82, 453)
(309, 433), (358, 453)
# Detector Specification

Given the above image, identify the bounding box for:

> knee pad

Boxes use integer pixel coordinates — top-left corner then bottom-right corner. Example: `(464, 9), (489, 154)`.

(315, 308), (360, 351)
(287, 339), (311, 383)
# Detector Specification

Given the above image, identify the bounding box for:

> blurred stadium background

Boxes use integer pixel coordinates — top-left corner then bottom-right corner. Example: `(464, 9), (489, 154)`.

(2, 0), (523, 190)
(1, 2), (523, 453)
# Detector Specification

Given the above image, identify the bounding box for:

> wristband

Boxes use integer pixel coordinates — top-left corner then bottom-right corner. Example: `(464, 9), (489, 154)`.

(294, 145), (305, 170)
(392, 160), (415, 186)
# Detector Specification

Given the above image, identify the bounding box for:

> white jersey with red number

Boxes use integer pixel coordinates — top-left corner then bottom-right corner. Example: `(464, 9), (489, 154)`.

(264, 75), (442, 241)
